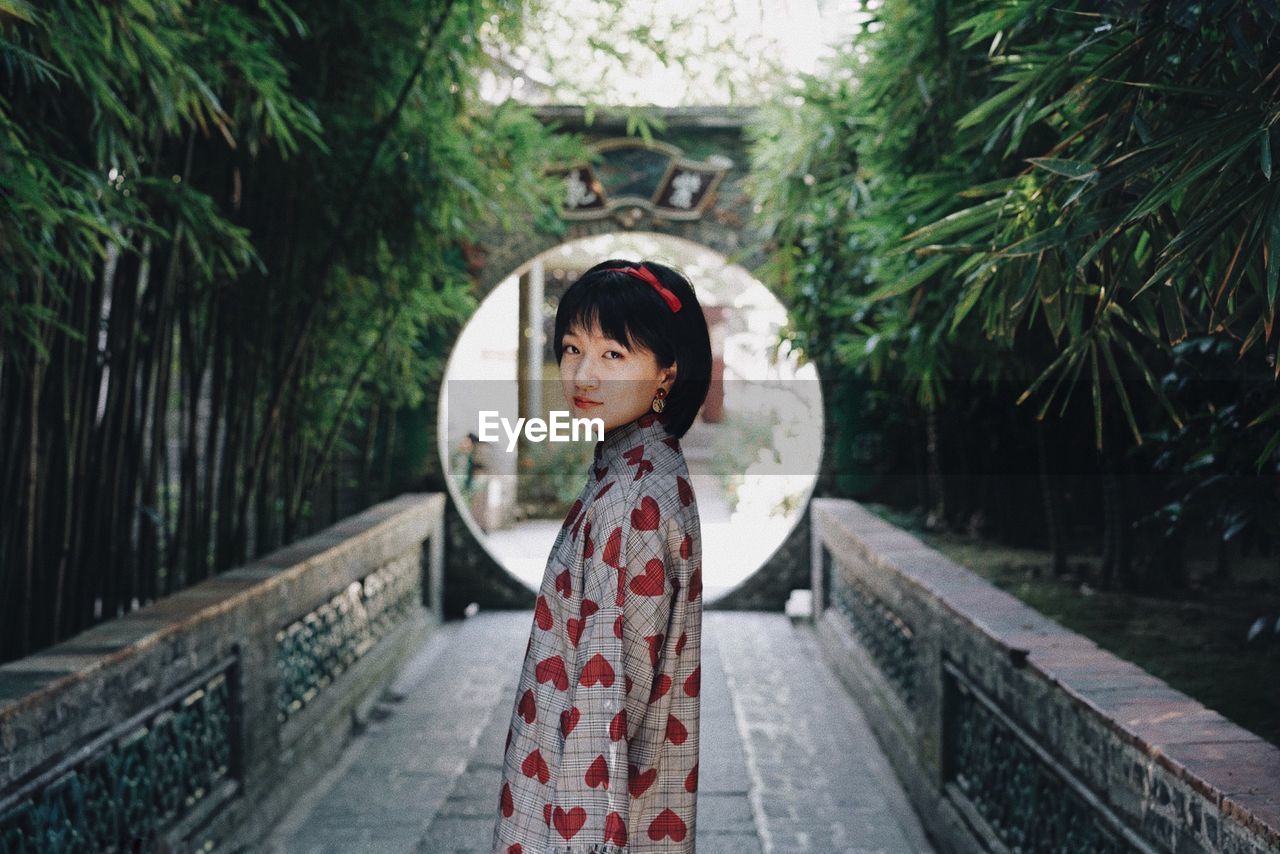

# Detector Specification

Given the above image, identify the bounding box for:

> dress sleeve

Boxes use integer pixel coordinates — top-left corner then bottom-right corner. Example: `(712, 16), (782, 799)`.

(547, 480), (678, 845)
(614, 489), (675, 745)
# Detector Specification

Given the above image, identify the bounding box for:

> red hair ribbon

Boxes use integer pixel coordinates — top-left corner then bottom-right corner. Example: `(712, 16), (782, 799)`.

(604, 265), (683, 313)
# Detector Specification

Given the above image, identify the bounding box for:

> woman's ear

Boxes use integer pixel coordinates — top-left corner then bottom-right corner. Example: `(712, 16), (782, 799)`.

(661, 362), (678, 390)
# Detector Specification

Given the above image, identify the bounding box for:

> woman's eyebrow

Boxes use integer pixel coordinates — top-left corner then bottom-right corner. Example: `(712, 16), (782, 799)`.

(562, 331), (626, 347)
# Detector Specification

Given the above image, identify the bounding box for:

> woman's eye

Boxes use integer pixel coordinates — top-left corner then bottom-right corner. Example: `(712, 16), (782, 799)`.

(563, 344), (579, 354)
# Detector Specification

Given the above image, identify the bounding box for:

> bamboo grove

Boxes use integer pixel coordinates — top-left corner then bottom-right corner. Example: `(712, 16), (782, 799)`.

(748, 0), (1280, 591)
(0, 0), (579, 662)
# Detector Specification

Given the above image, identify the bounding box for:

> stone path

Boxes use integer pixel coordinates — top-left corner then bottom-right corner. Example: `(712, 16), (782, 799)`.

(262, 611), (935, 854)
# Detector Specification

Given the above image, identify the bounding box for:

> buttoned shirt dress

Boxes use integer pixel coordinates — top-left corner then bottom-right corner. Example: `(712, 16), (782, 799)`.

(491, 410), (703, 854)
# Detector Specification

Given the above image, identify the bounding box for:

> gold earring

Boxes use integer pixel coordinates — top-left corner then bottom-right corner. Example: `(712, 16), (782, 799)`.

(651, 387), (667, 414)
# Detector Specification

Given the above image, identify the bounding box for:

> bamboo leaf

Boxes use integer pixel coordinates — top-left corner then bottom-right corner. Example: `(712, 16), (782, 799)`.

(950, 276), (987, 332)
(866, 254), (950, 302)
(1262, 127), (1274, 181)
(0, 0), (35, 22)
(1027, 157), (1097, 180)
(899, 196), (1007, 245)
(1269, 206), (1280, 309)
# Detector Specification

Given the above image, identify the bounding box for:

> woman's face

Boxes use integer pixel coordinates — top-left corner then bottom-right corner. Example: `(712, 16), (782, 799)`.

(560, 319), (677, 434)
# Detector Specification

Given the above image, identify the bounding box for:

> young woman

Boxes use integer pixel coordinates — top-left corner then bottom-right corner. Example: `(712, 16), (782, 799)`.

(491, 260), (712, 853)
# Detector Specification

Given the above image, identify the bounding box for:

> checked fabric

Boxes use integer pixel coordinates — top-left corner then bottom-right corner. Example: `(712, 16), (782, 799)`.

(491, 411), (703, 853)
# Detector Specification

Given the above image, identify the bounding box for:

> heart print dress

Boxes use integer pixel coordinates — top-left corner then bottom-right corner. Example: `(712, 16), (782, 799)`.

(491, 410), (703, 853)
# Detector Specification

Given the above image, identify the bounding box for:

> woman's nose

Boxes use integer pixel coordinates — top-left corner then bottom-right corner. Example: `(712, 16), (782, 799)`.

(573, 354), (600, 386)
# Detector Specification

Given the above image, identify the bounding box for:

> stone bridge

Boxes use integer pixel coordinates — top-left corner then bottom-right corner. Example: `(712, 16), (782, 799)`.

(1, 493), (1275, 853)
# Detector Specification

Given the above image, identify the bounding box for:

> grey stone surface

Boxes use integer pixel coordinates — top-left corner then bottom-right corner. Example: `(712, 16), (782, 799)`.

(0, 493), (446, 854)
(712, 613), (934, 854)
(809, 496), (1280, 854)
(263, 610), (935, 854)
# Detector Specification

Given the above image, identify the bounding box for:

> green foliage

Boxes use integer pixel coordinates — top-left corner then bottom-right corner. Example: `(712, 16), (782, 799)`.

(483, 0), (791, 106)
(750, 0), (1279, 450)
(0, 0), (583, 660)
(747, 0), (1279, 583)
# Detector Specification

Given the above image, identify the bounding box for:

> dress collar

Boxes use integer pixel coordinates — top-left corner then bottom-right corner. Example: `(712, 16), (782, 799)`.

(593, 411), (673, 466)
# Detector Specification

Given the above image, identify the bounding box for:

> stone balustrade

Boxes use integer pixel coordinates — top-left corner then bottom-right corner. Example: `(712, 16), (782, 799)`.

(811, 497), (1279, 854)
(0, 492), (445, 853)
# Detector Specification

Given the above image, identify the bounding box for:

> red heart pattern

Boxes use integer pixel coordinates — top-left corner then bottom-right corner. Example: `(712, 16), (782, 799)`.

(648, 808), (687, 841)
(631, 495), (660, 530)
(517, 688), (536, 723)
(566, 598), (599, 646)
(628, 764), (657, 797)
(666, 714), (688, 745)
(603, 811), (628, 845)
(585, 754), (609, 789)
(554, 569), (572, 598)
(622, 445), (656, 481)
(609, 708), (627, 741)
(493, 414), (699, 852)
(552, 805), (586, 840)
(677, 475), (693, 506)
(534, 595), (553, 630)
(684, 665), (701, 697)
(565, 618), (584, 646)
(535, 655), (568, 691)
(630, 558), (666, 596)
(500, 782), (514, 817)
(560, 705), (579, 737)
(602, 527), (623, 569)
(579, 653), (614, 687)
(522, 748), (549, 783)
(645, 633), (665, 667)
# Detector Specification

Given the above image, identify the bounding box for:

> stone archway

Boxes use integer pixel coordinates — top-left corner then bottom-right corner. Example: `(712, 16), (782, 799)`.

(439, 106), (828, 616)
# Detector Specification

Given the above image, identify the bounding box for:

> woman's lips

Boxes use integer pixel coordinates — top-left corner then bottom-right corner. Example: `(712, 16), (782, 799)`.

(573, 397), (602, 409)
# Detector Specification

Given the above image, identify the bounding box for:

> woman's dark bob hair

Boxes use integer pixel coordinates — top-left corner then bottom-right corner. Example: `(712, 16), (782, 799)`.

(553, 259), (712, 440)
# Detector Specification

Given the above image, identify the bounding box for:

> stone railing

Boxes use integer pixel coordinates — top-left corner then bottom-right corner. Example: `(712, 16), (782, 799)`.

(0, 492), (445, 853)
(811, 497), (1279, 854)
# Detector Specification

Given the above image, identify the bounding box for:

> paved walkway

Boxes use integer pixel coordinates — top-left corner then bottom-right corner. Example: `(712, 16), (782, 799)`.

(262, 611), (935, 854)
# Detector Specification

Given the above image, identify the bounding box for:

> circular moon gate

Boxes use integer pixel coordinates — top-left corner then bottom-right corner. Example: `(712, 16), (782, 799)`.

(437, 106), (830, 617)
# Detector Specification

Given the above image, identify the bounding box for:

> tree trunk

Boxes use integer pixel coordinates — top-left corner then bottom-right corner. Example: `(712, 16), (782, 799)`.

(924, 407), (946, 531)
(1036, 419), (1068, 576)
(1099, 447), (1133, 591)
